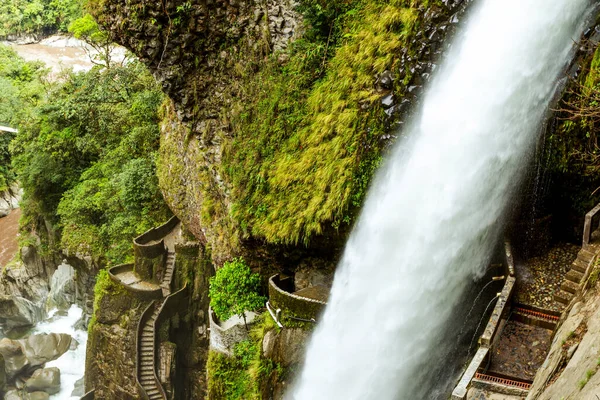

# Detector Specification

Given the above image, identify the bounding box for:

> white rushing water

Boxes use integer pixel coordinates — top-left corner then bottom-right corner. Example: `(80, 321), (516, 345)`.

(34, 305), (88, 400)
(292, 1), (592, 399)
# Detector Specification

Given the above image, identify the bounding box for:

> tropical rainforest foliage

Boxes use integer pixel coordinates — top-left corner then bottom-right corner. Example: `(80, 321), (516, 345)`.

(0, 0), (82, 37)
(0, 45), (46, 191)
(1, 44), (169, 264)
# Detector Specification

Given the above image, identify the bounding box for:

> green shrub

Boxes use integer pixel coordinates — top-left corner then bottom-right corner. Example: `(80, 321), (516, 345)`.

(209, 258), (266, 327)
(0, 0), (83, 37)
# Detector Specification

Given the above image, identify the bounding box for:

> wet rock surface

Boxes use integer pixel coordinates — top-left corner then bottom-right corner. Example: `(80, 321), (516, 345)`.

(515, 242), (579, 312)
(46, 262), (76, 312)
(0, 333), (71, 381)
(24, 367), (61, 395)
(488, 320), (553, 381)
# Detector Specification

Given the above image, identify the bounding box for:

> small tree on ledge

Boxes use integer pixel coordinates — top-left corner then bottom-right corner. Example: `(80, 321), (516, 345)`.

(209, 257), (266, 330)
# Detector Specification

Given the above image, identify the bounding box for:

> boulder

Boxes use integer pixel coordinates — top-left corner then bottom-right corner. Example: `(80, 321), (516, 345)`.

(0, 296), (43, 329)
(71, 377), (84, 397)
(18, 333), (72, 367)
(3, 390), (24, 400)
(46, 262), (76, 311)
(4, 390), (50, 400)
(24, 367), (60, 395)
(0, 338), (29, 380)
(0, 334), (71, 380)
(28, 392), (50, 400)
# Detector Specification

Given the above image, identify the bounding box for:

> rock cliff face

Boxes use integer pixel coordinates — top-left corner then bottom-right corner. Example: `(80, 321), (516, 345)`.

(93, 0), (467, 264)
(528, 274), (600, 400)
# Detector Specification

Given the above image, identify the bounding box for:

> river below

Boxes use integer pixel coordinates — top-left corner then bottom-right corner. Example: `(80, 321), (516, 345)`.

(0, 208), (21, 268)
(5, 35), (127, 79)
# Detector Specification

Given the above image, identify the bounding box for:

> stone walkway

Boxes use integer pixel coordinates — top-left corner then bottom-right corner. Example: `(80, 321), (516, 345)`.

(514, 242), (579, 312)
(488, 319), (553, 381)
(114, 270), (161, 292)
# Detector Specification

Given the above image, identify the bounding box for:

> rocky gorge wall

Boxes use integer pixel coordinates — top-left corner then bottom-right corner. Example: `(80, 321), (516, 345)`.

(92, 0), (468, 265)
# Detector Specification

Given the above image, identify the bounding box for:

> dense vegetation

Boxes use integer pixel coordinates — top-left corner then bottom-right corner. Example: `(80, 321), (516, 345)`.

(0, 0), (82, 37)
(546, 43), (600, 228)
(209, 258), (266, 326)
(0, 45), (46, 191)
(1, 47), (169, 263)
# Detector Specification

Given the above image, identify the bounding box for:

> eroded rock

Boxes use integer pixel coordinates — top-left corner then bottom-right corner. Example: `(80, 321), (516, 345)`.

(24, 367), (60, 395)
(0, 333), (71, 380)
(0, 296), (43, 329)
(46, 261), (76, 311)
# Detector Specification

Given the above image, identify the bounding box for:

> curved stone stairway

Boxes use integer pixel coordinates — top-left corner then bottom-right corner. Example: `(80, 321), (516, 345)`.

(137, 250), (176, 400)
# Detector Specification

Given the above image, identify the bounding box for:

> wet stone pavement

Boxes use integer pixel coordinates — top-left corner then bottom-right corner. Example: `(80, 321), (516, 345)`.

(488, 319), (553, 381)
(514, 242), (579, 312)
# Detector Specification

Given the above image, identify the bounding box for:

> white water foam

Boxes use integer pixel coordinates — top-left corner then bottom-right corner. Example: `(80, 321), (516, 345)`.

(292, 1), (593, 399)
(34, 305), (87, 400)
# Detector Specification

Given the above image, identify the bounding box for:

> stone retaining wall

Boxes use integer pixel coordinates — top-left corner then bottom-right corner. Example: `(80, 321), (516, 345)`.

(268, 274), (326, 321)
(451, 241), (516, 400)
(133, 216), (179, 282)
(108, 264), (162, 299)
(208, 307), (251, 356)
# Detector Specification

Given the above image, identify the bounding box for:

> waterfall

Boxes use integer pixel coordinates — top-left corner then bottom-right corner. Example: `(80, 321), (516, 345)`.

(291, 1), (593, 399)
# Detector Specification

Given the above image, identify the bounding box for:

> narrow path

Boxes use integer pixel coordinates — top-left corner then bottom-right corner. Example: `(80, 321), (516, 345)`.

(137, 249), (176, 400)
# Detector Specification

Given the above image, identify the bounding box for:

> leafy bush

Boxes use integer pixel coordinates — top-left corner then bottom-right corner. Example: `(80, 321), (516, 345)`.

(11, 60), (168, 263)
(0, 44), (46, 192)
(209, 258), (266, 327)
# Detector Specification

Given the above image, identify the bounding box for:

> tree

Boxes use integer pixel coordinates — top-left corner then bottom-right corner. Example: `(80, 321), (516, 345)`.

(68, 14), (115, 68)
(209, 258), (266, 329)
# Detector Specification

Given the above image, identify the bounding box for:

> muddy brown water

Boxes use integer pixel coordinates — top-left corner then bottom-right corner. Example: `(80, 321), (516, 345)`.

(0, 208), (21, 267)
(11, 42), (93, 77)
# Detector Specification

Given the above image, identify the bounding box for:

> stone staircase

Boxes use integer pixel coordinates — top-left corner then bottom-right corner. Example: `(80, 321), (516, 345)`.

(554, 239), (600, 306)
(137, 251), (176, 399)
(139, 304), (164, 400)
(160, 251), (175, 297)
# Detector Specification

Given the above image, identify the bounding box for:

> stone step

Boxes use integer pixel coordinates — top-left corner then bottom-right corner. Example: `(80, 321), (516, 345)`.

(572, 259), (588, 273)
(561, 279), (579, 294)
(141, 368), (154, 374)
(578, 249), (595, 263)
(566, 269), (584, 284)
(554, 289), (574, 305)
(149, 394), (163, 400)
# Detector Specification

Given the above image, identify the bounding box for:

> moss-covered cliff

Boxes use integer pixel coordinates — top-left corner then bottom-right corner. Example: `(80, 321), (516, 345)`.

(91, 0), (465, 264)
